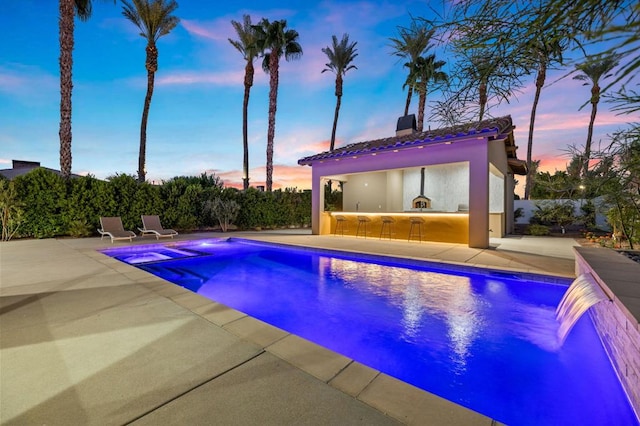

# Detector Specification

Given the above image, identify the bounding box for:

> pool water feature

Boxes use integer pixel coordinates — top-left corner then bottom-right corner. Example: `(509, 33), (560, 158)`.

(556, 272), (610, 344)
(102, 239), (639, 425)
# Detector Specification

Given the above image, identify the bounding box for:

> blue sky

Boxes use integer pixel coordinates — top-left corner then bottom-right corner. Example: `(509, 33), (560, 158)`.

(0, 1), (631, 194)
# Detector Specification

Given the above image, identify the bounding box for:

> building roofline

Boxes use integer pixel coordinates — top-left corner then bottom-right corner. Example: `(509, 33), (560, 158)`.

(297, 115), (527, 175)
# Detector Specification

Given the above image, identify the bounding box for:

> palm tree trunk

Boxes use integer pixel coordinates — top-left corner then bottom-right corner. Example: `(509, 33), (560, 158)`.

(417, 82), (426, 132)
(524, 63), (546, 200)
(242, 61), (254, 190)
(478, 80), (487, 122)
(330, 75), (343, 151)
(266, 54), (280, 192)
(59, 0), (74, 179)
(330, 96), (341, 151)
(583, 86), (599, 177)
(404, 86), (413, 116)
(139, 43), (158, 183)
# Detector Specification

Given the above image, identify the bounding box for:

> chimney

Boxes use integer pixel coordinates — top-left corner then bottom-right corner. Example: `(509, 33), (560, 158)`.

(12, 160), (40, 169)
(396, 114), (416, 137)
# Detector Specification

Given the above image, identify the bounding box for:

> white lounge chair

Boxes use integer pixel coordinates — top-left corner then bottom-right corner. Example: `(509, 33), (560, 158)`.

(138, 215), (178, 239)
(98, 216), (136, 243)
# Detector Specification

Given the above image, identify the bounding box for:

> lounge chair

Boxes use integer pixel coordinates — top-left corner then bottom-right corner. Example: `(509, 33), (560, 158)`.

(138, 215), (178, 239)
(98, 216), (136, 243)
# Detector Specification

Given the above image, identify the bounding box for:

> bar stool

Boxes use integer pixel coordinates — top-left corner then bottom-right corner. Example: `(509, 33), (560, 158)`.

(356, 216), (371, 238)
(334, 215), (347, 236)
(408, 217), (425, 242)
(379, 216), (395, 239)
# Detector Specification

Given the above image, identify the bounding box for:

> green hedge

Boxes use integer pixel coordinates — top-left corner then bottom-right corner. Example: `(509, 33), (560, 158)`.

(14, 168), (67, 238)
(5, 169), (311, 239)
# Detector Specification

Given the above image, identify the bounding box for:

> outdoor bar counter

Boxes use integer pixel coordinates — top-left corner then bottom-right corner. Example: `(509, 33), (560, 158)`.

(322, 211), (469, 244)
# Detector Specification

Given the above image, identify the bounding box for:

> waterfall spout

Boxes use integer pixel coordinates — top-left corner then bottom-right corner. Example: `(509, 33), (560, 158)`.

(556, 273), (609, 345)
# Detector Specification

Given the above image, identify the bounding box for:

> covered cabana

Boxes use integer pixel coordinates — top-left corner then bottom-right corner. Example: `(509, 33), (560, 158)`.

(298, 115), (527, 248)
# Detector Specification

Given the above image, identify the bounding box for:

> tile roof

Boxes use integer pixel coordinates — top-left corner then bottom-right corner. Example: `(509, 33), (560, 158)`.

(298, 115), (523, 170)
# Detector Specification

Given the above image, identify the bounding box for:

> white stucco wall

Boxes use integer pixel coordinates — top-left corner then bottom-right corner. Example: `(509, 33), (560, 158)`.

(386, 170), (404, 212)
(489, 171), (504, 213)
(514, 198), (609, 228)
(402, 162), (469, 212)
(342, 172), (388, 212)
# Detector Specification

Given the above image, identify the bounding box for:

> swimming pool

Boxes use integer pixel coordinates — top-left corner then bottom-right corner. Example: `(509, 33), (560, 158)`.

(102, 238), (638, 425)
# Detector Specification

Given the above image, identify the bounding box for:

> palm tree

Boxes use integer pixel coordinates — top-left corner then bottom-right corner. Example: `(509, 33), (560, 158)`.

(389, 22), (434, 116)
(321, 34), (358, 152)
(229, 15), (261, 191)
(471, 55), (494, 122)
(573, 53), (620, 178)
(59, 0), (97, 179)
(406, 54), (447, 132)
(253, 18), (303, 192)
(122, 0), (179, 183)
(523, 38), (565, 200)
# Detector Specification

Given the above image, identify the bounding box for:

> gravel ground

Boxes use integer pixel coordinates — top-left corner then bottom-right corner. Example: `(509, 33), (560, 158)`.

(620, 250), (640, 264)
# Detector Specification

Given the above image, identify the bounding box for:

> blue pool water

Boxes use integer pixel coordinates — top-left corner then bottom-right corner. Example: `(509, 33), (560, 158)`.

(102, 238), (638, 425)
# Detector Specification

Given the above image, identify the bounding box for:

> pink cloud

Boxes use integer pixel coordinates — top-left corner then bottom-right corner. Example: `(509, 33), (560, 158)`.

(534, 153), (575, 173)
(303, 140), (332, 153)
(156, 70), (248, 86)
(271, 164), (312, 190)
(207, 164), (311, 190)
(0, 70), (28, 91)
(272, 126), (335, 165)
(210, 168), (244, 188)
(181, 18), (234, 42)
(0, 65), (57, 101)
(181, 8), (297, 43)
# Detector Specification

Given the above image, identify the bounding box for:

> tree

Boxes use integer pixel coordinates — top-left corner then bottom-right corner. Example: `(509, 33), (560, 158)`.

(523, 36), (567, 200)
(204, 198), (240, 232)
(0, 179), (23, 241)
(229, 15), (261, 191)
(253, 18), (303, 192)
(122, 0), (179, 183)
(389, 21), (434, 116)
(590, 125), (640, 249)
(527, 0), (637, 89)
(405, 54), (447, 132)
(573, 53), (620, 177)
(460, 48), (524, 122)
(59, 0), (103, 179)
(321, 33), (358, 151)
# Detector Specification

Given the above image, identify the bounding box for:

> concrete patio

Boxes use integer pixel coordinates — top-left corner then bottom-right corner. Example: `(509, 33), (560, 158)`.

(0, 231), (584, 425)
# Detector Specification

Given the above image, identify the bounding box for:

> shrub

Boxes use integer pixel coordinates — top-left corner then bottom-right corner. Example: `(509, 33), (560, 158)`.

(67, 219), (93, 238)
(528, 224), (550, 236)
(65, 175), (115, 234)
(236, 188), (273, 229)
(579, 199), (596, 229)
(160, 180), (203, 230)
(0, 179), (24, 241)
(160, 175), (224, 230)
(13, 168), (67, 238)
(106, 174), (141, 230)
(226, 188), (312, 230)
(4, 170), (311, 239)
(204, 198), (240, 232)
(531, 200), (576, 231)
(514, 207), (524, 221)
(131, 182), (163, 227)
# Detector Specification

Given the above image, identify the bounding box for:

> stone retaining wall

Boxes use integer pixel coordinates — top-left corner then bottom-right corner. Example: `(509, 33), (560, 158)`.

(575, 248), (640, 419)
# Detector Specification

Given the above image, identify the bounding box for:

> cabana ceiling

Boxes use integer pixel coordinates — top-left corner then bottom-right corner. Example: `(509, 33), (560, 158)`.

(298, 115), (527, 175)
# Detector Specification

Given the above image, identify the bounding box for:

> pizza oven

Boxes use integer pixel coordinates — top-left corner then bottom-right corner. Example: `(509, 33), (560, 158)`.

(412, 167), (431, 209)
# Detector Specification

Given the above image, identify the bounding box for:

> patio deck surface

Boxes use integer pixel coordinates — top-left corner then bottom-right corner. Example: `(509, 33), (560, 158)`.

(0, 231), (580, 425)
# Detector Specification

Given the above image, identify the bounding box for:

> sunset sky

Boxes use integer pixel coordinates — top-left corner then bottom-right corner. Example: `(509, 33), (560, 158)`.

(1, 1), (631, 196)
